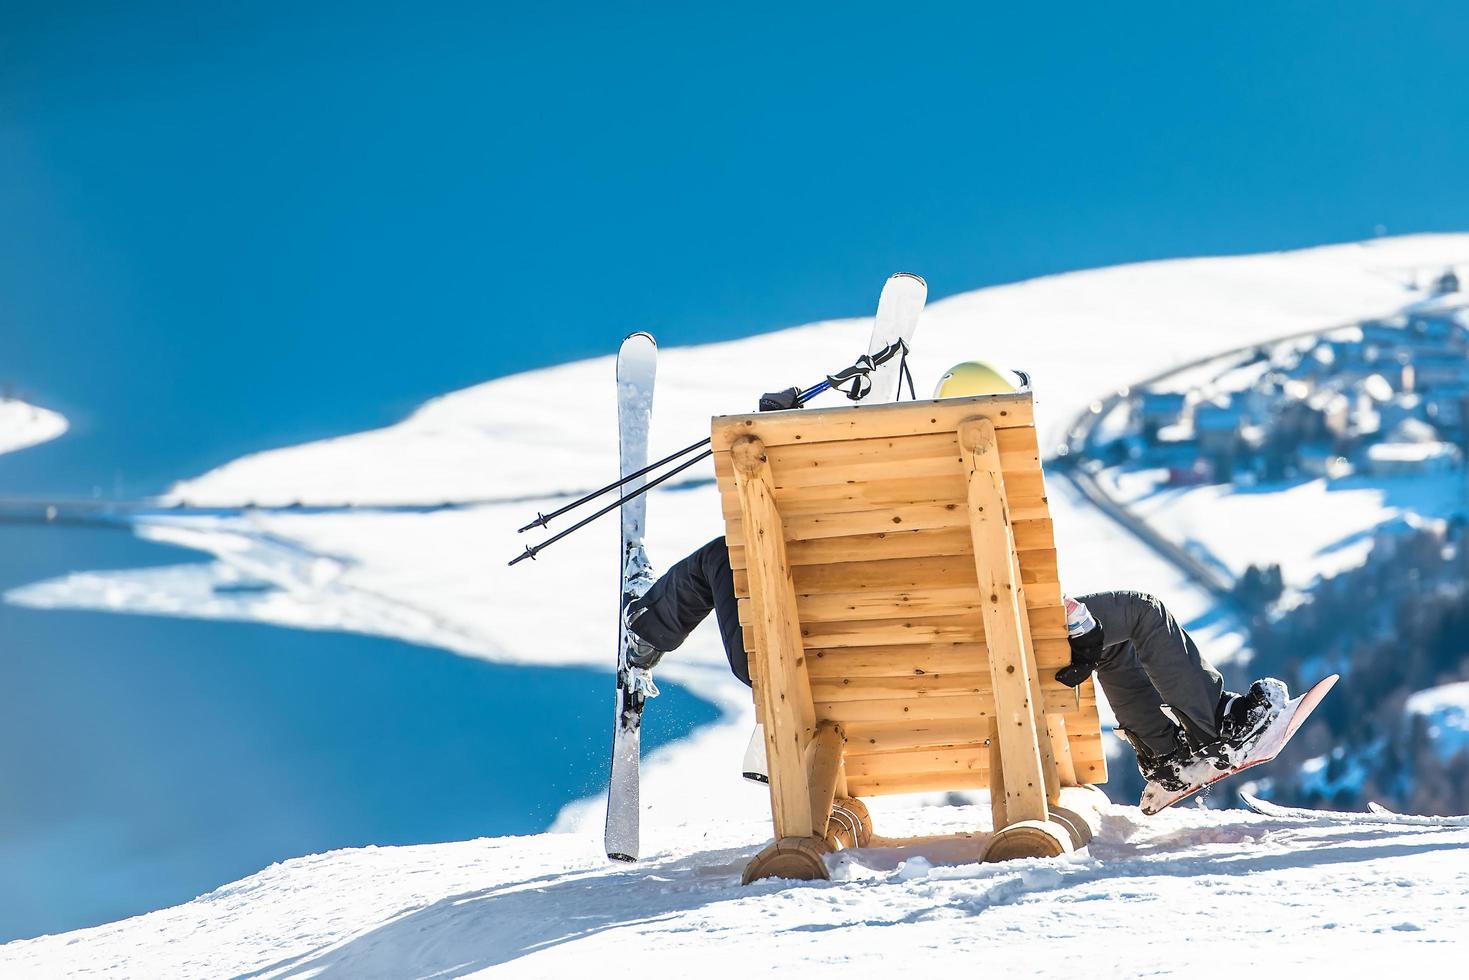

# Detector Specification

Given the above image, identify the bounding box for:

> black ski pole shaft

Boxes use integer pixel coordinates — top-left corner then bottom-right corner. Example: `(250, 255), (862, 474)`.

(515, 342), (900, 533)
(517, 436), (711, 533)
(509, 448), (714, 566)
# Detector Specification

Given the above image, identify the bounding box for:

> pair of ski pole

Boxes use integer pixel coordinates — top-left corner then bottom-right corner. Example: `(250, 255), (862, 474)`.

(507, 339), (910, 567)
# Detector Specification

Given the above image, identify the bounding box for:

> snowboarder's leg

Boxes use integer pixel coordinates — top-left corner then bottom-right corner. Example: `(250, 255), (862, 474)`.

(626, 536), (750, 685)
(1080, 590), (1225, 749)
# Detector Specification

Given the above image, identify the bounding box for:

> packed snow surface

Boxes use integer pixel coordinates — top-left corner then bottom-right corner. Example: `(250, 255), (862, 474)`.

(8, 235), (1469, 974)
(3, 799), (1465, 977)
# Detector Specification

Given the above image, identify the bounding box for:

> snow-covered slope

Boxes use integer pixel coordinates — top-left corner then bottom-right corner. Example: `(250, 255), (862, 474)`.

(3, 798), (1464, 977)
(170, 234), (1469, 507)
(8, 235), (1469, 974)
(0, 397), (67, 457)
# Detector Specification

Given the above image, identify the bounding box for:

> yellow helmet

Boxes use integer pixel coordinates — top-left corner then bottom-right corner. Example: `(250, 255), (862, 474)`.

(933, 360), (1023, 398)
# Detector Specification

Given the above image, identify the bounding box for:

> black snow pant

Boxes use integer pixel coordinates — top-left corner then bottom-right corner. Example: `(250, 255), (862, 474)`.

(1079, 590), (1226, 756)
(628, 537), (750, 686)
(630, 543), (1223, 756)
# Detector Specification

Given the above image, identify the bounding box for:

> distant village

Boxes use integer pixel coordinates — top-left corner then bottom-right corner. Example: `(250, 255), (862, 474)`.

(1103, 268), (1469, 487)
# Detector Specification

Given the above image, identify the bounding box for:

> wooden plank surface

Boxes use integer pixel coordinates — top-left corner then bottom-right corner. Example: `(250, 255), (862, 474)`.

(717, 472), (1050, 522)
(840, 718), (992, 753)
(733, 552), (1061, 600)
(710, 392), (1034, 452)
(737, 428), (1041, 491)
(710, 393), (1109, 800)
(812, 687), (1087, 724)
(726, 520), (1056, 567)
(846, 771), (990, 796)
(843, 745), (989, 779)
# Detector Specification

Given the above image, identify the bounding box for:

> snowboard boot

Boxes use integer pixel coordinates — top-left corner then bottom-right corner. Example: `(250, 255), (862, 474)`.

(1116, 727), (1193, 793)
(1213, 678), (1289, 756)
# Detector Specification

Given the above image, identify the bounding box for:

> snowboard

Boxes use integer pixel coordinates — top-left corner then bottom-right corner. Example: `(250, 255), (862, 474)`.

(1140, 674), (1340, 815)
(605, 332), (657, 862)
(865, 272), (927, 402)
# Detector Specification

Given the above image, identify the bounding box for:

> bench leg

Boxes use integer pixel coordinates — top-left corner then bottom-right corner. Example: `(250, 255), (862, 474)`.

(742, 837), (833, 884)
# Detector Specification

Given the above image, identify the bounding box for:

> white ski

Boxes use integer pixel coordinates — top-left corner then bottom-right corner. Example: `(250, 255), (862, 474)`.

(605, 332), (657, 862)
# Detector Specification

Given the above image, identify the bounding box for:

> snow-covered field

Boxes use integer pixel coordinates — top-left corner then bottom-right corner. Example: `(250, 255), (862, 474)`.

(6, 235), (1469, 975)
(1101, 467), (1467, 594)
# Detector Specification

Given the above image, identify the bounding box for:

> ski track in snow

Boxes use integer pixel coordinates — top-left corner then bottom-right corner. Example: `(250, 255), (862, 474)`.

(6, 235), (1469, 974)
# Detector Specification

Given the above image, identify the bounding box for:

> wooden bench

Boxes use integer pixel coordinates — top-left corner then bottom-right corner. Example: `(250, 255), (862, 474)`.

(711, 391), (1108, 883)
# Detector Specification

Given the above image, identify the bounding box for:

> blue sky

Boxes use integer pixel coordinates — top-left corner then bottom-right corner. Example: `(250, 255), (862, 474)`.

(3, 2), (1468, 493)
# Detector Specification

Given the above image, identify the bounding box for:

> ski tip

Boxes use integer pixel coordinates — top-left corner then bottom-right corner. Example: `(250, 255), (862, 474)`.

(622, 331), (657, 347)
(890, 271), (927, 286)
(607, 852), (637, 863)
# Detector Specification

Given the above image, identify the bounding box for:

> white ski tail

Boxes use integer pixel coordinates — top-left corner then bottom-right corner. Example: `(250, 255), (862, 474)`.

(606, 332), (657, 862)
(741, 723), (769, 784)
(866, 272), (927, 403)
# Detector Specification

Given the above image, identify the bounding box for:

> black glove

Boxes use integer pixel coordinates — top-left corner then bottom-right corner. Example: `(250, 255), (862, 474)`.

(1055, 621), (1104, 687)
(758, 387), (801, 412)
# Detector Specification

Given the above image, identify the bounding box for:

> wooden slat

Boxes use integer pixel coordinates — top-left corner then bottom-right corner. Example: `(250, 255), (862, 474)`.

(844, 745), (989, 779)
(709, 392), (1034, 452)
(1048, 714), (1079, 787)
(806, 643), (987, 677)
(988, 717), (1008, 830)
(960, 416), (1048, 825)
(847, 770), (990, 796)
(810, 672), (995, 702)
(726, 520), (1056, 567)
(806, 722), (846, 833)
(731, 436), (818, 839)
(842, 718), (992, 753)
(733, 552), (1061, 599)
(745, 590), (1066, 635)
(799, 615), (988, 649)
(812, 688), (1093, 723)
(718, 472), (1049, 521)
(741, 428), (1040, 491)
(816, 694), (995, 724)
(762, 644), (1087, 695)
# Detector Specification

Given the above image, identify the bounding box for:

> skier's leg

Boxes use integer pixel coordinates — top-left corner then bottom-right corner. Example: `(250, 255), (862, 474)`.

(695, 537), (750, 686)
(626, 537), (750, 685)
(1088, 639), (1181, 757)
(1081, 590), (1225, 746)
